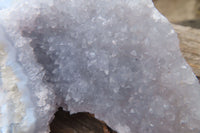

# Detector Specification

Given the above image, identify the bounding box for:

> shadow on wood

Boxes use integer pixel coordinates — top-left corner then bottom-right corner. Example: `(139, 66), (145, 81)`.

(50, 107), (117, 133)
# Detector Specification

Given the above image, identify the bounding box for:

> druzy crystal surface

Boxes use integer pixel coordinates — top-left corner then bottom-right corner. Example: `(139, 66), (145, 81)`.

(0, 0), (200, 133)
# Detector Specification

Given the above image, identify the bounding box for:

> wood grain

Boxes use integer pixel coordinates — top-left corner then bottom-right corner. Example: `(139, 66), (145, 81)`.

(50, 107), (117, 133)
(173, 24), (200, 80)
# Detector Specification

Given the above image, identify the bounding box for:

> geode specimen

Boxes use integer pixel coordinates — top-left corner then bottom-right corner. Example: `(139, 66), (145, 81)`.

(0, 0), (200, 133)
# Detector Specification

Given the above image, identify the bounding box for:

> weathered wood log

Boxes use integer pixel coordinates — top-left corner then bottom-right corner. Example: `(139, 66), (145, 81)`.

(50, 107), (117, 133)
(173, 24), (200, 80)
(153, 0), (198, 22)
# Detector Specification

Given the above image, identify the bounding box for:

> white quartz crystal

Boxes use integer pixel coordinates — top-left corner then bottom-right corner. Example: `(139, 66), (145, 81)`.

(0, 0), (200, 133)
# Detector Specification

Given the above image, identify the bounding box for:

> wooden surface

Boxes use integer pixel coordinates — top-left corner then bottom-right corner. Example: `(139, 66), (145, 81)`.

(153, 0), (198, 22)
(50, 107), (117, 133)
(173, 24), (200, 80)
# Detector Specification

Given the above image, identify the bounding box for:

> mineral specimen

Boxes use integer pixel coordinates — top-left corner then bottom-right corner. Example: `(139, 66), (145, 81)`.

(0, 0), (200, 133)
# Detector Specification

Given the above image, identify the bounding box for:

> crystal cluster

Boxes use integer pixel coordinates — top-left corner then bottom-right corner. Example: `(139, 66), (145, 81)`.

(0, 0), (200, 133)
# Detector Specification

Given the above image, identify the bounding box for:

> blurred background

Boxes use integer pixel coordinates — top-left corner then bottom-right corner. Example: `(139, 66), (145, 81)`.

(154, 0), (200, 28)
